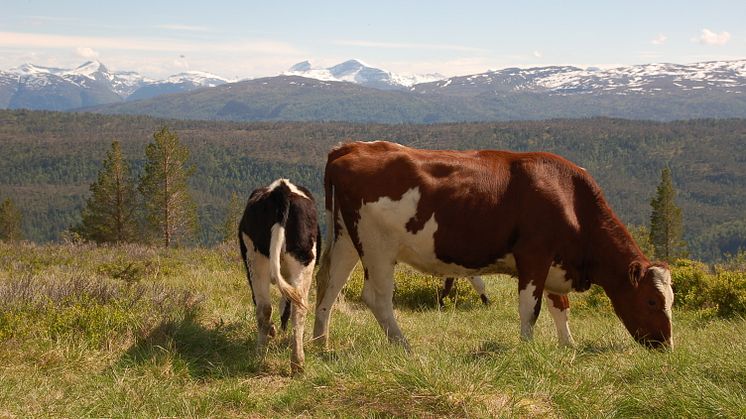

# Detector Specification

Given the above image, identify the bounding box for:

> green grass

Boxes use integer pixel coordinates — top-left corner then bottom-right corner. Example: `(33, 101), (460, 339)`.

(1, 242), (745, 417)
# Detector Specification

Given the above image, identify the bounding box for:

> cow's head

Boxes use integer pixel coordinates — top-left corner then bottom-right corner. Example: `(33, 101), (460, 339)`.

(612, 262), (674, 349)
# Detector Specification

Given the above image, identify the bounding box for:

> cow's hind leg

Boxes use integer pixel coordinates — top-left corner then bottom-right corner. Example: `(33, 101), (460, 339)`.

(467, 276), (489, 305)
(361, 259), (409, 349)
(438, 277), (455, 308)
(312, 232), (358, 347)
(545, 292), (575, 346)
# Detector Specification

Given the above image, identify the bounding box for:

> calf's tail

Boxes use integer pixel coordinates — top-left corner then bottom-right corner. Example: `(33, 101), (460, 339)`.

(269, 187), (306, 309)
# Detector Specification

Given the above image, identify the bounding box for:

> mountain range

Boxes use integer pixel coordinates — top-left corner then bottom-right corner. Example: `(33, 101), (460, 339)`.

(1, 59), (745, 121)
(0, 61), (229, 110)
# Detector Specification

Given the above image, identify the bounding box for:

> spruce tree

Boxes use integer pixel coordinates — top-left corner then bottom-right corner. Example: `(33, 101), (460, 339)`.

(649, 167), (687, 261)
(74, 141), (139, 243)
(223, 191), (243, 244)
(0, 197), (23, 242)
(139, 127), (198, 247)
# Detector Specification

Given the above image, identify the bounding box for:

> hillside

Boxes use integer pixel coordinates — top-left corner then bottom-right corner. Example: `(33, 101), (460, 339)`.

(0, 110), (744, 260)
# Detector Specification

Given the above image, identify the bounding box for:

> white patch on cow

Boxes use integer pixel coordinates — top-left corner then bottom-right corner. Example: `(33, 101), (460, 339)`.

(545, 264), (573, 295)
(650, 266), (674, 321)
(268, 178), (310, 200)
(546, 293), (575, 346)
(519, 282), (538, 340)
(357, 187), (521, 277)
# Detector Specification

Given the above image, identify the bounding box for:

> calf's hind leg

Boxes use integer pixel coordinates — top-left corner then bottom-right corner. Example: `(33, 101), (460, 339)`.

(284, 254), (315, 374)
(248, 253), (275, 354)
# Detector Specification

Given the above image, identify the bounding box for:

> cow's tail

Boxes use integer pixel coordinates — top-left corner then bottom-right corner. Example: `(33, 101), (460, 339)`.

(269, 187), (306, 309)
(315, 203), (334, 305)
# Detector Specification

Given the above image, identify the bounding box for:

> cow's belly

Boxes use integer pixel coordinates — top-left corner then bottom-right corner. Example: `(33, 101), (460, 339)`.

(544, 265), (573, 295)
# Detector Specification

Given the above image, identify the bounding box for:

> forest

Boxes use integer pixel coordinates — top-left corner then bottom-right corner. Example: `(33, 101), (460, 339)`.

(0, 109), (744, 261)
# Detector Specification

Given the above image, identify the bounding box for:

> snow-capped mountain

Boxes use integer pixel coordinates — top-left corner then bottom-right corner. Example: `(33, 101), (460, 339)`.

(0, 61), (229, 110)
(126, 70), (229, 101)
(2, 58), (746, 120)
(412, 60), (746, 96)
(283, 59), (444, 90)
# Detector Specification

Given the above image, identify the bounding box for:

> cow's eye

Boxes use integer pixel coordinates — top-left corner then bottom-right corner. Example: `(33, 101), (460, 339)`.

(647, 299), (657, 307)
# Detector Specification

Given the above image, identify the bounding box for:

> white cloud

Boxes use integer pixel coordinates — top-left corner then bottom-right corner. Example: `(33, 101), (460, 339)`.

(651, 34), (667, 45)
(75, 47), (99, 59)
(0, 31), (301, 55)
(695, 29), (731, 45)
(533, 51), (543, 58)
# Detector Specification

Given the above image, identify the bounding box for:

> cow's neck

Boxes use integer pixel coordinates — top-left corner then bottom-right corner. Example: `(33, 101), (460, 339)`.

(587, 210), (648, 293)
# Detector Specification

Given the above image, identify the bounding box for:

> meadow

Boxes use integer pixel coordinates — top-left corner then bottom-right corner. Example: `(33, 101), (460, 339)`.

(0, 242), (744, 417)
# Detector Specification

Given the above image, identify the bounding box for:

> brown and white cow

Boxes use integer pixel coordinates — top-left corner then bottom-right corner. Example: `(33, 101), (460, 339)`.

(439, 276), (489, 308)
(312, 141), (673, 350)
(238, 179), (320, 373)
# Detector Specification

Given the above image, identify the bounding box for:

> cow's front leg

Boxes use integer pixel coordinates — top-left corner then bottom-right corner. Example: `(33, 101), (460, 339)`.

(545, 292), (575, 346)
(516, 254), (551, 341)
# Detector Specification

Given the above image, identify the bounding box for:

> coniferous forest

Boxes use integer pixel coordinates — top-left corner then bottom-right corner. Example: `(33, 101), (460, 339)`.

(0, 109), (744, 261)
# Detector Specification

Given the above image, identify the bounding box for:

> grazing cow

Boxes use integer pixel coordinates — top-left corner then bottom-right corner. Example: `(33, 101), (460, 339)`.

(439, 276), (489, 308)
(238, 179), (320, 373)
(313, 141), (673, 350)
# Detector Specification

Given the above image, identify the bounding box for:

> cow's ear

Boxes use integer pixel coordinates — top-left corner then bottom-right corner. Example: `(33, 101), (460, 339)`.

(628, 261), (644, 287)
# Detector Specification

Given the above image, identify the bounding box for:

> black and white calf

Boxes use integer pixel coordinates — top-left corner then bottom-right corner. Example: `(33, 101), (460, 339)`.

(238, 179), (319, 373)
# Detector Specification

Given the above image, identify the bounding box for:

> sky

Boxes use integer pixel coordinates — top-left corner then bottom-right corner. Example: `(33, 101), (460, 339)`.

(1, 0), (744, 79)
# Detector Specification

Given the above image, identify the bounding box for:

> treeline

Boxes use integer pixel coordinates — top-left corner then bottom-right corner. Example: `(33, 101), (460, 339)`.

(0, 110), (744, 260)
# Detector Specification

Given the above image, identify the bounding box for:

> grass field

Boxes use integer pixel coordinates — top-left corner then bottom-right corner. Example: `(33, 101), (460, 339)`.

(1, 242), (745, 417)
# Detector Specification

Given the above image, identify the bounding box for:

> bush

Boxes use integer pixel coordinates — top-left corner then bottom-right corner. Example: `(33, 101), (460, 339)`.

(671, 259), (746, 317)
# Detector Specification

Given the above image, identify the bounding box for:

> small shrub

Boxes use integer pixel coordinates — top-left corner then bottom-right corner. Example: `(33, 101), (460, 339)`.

(671, 259), (746, 317)
(707, 271), (746, 317)
(671, 259), (712, 309)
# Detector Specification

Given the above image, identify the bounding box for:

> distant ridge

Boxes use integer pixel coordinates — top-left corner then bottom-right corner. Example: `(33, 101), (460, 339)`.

(3, 58), (746, 121)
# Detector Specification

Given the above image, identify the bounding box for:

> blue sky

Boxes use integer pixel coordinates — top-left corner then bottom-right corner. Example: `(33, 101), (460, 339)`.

(1, 0), (744, 78)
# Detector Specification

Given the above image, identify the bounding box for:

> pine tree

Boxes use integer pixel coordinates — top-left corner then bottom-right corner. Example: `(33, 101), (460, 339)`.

(74, 141), (139, 243)
(139, 127), (198, 247)
(649, 167), (687, 261)
(0, 197), (23, 242)
(223, 192), (243, 244)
